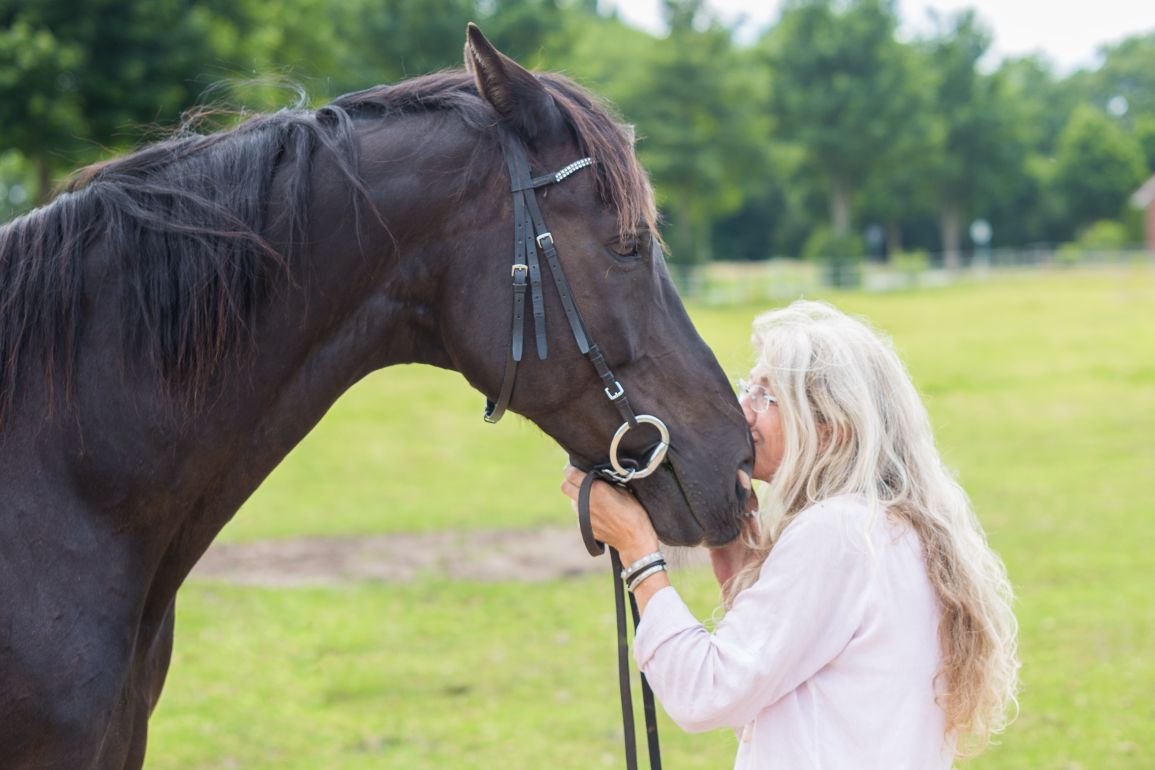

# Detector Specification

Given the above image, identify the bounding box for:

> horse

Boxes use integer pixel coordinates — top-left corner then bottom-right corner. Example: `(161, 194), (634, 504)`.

(0, 25), (754, 769)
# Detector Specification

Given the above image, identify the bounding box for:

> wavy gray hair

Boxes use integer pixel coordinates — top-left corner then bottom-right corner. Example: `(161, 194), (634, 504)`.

(728, 300), (1018, 754)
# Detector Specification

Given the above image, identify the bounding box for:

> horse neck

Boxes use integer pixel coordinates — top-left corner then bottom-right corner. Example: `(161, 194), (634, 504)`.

(36, 116), (486, 589)
(187, 117), (489, 475)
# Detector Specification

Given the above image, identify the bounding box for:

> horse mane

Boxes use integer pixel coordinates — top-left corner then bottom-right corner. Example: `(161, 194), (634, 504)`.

(0, 69), (656, 426)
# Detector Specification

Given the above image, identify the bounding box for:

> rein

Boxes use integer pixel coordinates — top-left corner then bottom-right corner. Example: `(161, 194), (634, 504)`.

(579, 470), (663, 770)
(483, 131), (664, 769)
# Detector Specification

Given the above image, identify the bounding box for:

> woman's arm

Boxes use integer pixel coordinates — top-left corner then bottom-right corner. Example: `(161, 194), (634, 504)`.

(634, 500), (872, 732)
(560, 468), (871, 733)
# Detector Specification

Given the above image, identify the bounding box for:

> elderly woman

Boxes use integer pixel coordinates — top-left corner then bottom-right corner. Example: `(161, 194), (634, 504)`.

(562, 300), (1018, 769)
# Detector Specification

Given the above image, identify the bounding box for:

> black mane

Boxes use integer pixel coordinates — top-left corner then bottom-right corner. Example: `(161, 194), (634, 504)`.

(0, 69), (655, 426)
(0, 105), (366, 423)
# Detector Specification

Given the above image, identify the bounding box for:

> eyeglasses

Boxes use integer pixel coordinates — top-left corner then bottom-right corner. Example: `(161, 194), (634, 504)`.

(736, 379), (777, 413)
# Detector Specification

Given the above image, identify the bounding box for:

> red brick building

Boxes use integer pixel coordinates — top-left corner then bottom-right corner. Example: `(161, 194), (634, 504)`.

(1132, 175), (1155, 252)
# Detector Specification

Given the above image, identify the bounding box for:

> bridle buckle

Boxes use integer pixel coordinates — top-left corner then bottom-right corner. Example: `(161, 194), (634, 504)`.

(535, 231), (554, 249)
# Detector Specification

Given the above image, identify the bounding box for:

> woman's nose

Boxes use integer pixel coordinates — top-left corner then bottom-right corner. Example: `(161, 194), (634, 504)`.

(740, 399), (756, 426)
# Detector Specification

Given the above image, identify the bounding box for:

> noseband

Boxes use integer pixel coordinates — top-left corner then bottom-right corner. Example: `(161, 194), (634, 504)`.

(484, 131), (664, 770)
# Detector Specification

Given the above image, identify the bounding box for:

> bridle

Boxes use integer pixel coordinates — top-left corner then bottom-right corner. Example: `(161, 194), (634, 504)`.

(483, 129), (665, 770)
(483, 130), (669, 485)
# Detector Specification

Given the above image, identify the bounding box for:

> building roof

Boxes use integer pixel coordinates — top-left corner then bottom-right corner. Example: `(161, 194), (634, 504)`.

(1132, 174), (1155, 209)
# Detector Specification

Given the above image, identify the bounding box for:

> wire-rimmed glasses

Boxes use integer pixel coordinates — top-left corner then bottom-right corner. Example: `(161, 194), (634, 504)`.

(736, 379), (777, 413)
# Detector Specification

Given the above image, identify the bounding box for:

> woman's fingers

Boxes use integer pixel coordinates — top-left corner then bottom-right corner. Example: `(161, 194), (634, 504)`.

(560, 464), (588, 500)
(559, 465), (658, 556)
(560, 464), (583, 501)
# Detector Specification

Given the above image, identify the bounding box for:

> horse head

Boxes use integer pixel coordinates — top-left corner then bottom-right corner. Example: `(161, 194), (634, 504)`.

(429, 26), (755, 546)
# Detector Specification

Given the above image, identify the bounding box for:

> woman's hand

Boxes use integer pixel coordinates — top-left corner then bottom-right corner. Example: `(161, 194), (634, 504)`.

(560, 464), (660, 565)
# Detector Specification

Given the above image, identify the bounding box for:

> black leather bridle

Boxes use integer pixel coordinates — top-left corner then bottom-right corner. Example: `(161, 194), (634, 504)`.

(483, 130), (664, 770)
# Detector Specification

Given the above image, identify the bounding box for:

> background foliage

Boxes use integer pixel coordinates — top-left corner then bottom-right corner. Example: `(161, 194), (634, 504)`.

(2, 0), (1154, 266)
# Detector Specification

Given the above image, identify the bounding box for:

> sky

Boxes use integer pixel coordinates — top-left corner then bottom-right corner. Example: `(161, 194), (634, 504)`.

(604, 0), (1155, 73)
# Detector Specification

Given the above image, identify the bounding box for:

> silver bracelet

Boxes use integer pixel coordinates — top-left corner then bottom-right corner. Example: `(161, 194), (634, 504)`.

(620, 551), (665, 580)
(627, 563), (667, 592)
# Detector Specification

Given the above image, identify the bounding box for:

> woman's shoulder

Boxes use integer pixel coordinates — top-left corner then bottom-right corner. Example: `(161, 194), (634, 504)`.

(793, 493), (874, 530)
(779, 494), (890, 553)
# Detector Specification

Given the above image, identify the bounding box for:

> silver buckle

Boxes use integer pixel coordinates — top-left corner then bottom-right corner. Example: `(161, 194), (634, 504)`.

(604, 381), (624, 400)
(535, 232), (554, 249)
(511, 263), (528, 278)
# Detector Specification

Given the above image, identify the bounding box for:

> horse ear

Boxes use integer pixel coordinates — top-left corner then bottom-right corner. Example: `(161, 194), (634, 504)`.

(464, 22), (565, 144)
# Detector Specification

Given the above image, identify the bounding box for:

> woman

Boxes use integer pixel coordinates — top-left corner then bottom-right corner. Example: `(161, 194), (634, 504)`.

(561, 300), (1018, 769)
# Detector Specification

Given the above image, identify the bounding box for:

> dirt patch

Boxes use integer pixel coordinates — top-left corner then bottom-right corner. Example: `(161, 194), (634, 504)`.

(192, 524), (708, 587)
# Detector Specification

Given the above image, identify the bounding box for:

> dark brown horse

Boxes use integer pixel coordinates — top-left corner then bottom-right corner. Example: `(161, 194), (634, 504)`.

(0, 26), (753, 769)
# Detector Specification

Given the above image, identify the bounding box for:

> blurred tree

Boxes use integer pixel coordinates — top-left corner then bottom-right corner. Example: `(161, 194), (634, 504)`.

(0, 0), (241, 201)
(857, 40), (939, 257)
(998, 55), (1077, 159)
(982, 55), (1073, 247)
(917, 10), (1024, 268)
(0, 150), (35, 223)
(613, 0), (769, 280)
(761, 0), (919, 237)
(563, 7), (657, 92)
(330, 0), (474, 91)
(1134, 116), (1155, 172)
(1085, 33), (1155, 130)
(0, 0), (261, 202)
(0, 14), (84, 199)
(323, 0), (594, 94)
(222, 0), (342, 89)
(712, 143), (824, 261)
(1051, 104), (1147, 240)
(479, 0), (585, 68)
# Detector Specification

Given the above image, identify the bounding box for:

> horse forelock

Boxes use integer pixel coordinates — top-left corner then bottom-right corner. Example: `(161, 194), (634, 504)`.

(536, 73), (661, 246)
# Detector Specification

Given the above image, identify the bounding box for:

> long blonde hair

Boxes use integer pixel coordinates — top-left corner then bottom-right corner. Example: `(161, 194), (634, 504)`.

(728, 300), (1018, 754)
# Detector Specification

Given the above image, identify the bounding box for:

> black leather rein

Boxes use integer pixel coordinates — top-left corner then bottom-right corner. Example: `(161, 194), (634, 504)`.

(483, 130), (664, 770)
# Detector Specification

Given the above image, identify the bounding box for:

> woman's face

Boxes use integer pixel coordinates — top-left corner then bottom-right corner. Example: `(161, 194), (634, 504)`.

(740, 376), (785, 483)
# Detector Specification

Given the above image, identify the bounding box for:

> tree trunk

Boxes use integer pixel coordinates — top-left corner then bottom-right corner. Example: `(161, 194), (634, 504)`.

(886, 220), (903, 256)
(36, 155), (54, 205)
(940, 201), (963, 271)
(694, 211), (713, 265)
(671, 200), (698, 294)
(829, 176), (852, 236)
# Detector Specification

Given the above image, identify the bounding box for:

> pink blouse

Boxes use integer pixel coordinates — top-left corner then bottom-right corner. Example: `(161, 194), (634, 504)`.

(635, 495), (955, 769)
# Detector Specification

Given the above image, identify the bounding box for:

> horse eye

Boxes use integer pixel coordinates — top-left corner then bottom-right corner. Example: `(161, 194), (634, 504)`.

(608, 234), (646, 260)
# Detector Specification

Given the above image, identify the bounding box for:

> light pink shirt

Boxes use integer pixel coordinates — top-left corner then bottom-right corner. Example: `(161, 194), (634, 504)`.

(635, 495), (955, 769)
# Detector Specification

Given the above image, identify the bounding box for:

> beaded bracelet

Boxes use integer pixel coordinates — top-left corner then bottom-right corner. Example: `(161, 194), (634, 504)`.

(626, 563), (667, 592)
(620, 551), (665, 581)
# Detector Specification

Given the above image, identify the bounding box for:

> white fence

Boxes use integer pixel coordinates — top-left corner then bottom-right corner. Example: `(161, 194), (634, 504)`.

(694, 249), (1155, 305)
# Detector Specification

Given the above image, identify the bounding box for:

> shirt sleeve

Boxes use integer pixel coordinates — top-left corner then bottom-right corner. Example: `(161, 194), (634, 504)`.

(633, 499), (873, 733)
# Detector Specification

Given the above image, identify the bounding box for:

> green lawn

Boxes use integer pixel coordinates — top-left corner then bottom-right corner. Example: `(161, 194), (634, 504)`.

(149, 266), (1155, 769)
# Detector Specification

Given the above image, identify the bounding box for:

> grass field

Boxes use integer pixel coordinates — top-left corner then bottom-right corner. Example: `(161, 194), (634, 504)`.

(149, 266), (1155, 769)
